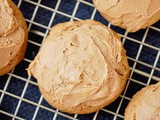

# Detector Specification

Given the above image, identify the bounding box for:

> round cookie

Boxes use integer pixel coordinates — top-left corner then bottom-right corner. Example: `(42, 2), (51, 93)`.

(93, 0), (160, 32)
(0, 0), (28, 76)
(125, 82), (160, 120)
(28, 20), (130, 114)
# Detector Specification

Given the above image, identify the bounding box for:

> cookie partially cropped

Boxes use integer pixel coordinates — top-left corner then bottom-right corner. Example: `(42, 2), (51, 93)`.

(125, 82), (160, 120)
(0, 0), (28, 76)
(28, 20), (130, 114)
(93, 0), (160, 32)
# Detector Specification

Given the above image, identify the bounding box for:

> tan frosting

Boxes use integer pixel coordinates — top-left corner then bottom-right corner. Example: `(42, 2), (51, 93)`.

(0, 0), (25, 68)
(93, 0), (160, 32)
(125, 82), (160, 120)
(28, 20), (130, 113)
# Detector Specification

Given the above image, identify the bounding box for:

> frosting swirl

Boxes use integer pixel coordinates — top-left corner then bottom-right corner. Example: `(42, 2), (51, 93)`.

(125, 82), (160, 120)
(28, 20), (130, 113)
(93, 0), (160, 32)
(0, 0), (25, 68)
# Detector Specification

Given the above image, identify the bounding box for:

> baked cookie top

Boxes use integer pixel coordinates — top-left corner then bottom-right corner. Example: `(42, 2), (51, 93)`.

(28, 20), (130, 114)
(0, 0), (25, 69)
(93, 0), (160, 32)
(125, 82), (160, 120)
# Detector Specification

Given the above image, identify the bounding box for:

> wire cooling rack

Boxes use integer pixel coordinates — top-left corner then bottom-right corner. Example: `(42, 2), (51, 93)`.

(0, 0), (160, 120)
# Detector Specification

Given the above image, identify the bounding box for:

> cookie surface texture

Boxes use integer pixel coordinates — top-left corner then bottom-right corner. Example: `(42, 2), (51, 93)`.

(125, 82), (160, 120)
(0, 0), (28, 75)
(93, 0), (160, 32)
(28, 20), (130, 114)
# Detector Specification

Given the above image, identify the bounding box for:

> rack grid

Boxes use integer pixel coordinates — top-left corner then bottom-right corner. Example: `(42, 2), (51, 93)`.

(0, 0), (160, 120)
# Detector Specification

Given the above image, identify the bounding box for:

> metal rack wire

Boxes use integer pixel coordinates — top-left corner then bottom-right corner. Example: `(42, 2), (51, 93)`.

(0, 0), (160, 120)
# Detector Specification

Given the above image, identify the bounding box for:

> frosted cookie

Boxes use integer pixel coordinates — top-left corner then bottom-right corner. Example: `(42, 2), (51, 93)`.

(28, 20), (130, 114)
(93, 0), (160, 32)
(125, 82), (160, 120)
(0, 0), (28, 76)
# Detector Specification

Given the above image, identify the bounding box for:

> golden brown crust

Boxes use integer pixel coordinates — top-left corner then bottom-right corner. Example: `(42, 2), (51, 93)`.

(125, 82), (160, 120)
(0, 0), (28, 76)
(93, 0), (160, 32)
(28, 20), (130, 114)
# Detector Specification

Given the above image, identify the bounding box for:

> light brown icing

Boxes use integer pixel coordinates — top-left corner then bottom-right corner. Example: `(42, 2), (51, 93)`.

(125, 82), (160, 120)
(28, 20), (130, 113)
(93, 0), (160, 32)
(0, 0), (25, 68)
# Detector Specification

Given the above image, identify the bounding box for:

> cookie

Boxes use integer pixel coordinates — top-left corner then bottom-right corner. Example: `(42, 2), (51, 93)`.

(125, 82), (160, 120)
(93, 0), (160, 32)
(28, 20), (130, 114)
(0, 0), (28, 76)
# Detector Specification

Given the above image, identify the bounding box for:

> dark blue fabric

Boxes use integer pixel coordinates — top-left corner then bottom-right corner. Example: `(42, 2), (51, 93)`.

(138, 46), (158, 65)
(29, 32), (44, 44)
(125, 81), (145, 98)
(52, 13), (70, 26)
(154, 70), (160, 78)
(124, 39), (140, 59)
(0, 95), (19, 114)
(136, 63), (152, 74)
(25, 42), (40, 60)
(104, 97), (121, 112)
(118, 99), (130, 116)
(96, 110), (114, 120)
(34, 7), (53, 26)
(94, 11), (109, 26)
(20, 1), (36, 20)
(0, 75), (8, 90)
(13, 60), (30, 79)
(77, 112), (95, 120)
(23, 83), (41, 103)
(17, 101), (37, 119)
(6, 77), (26, 96)
(0, 0), (160, 120)
(76, 3), (94, 19)
(128, 29), (146, 41)
(40, 0), (57, 9)
(56, 115), (71, 120)
(0, 113), (12, 120)
(145, 29), (160, 48)
(132, 72), (148, 84)
(58, 0), (76, 15)
(36, 108), (55, 120)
